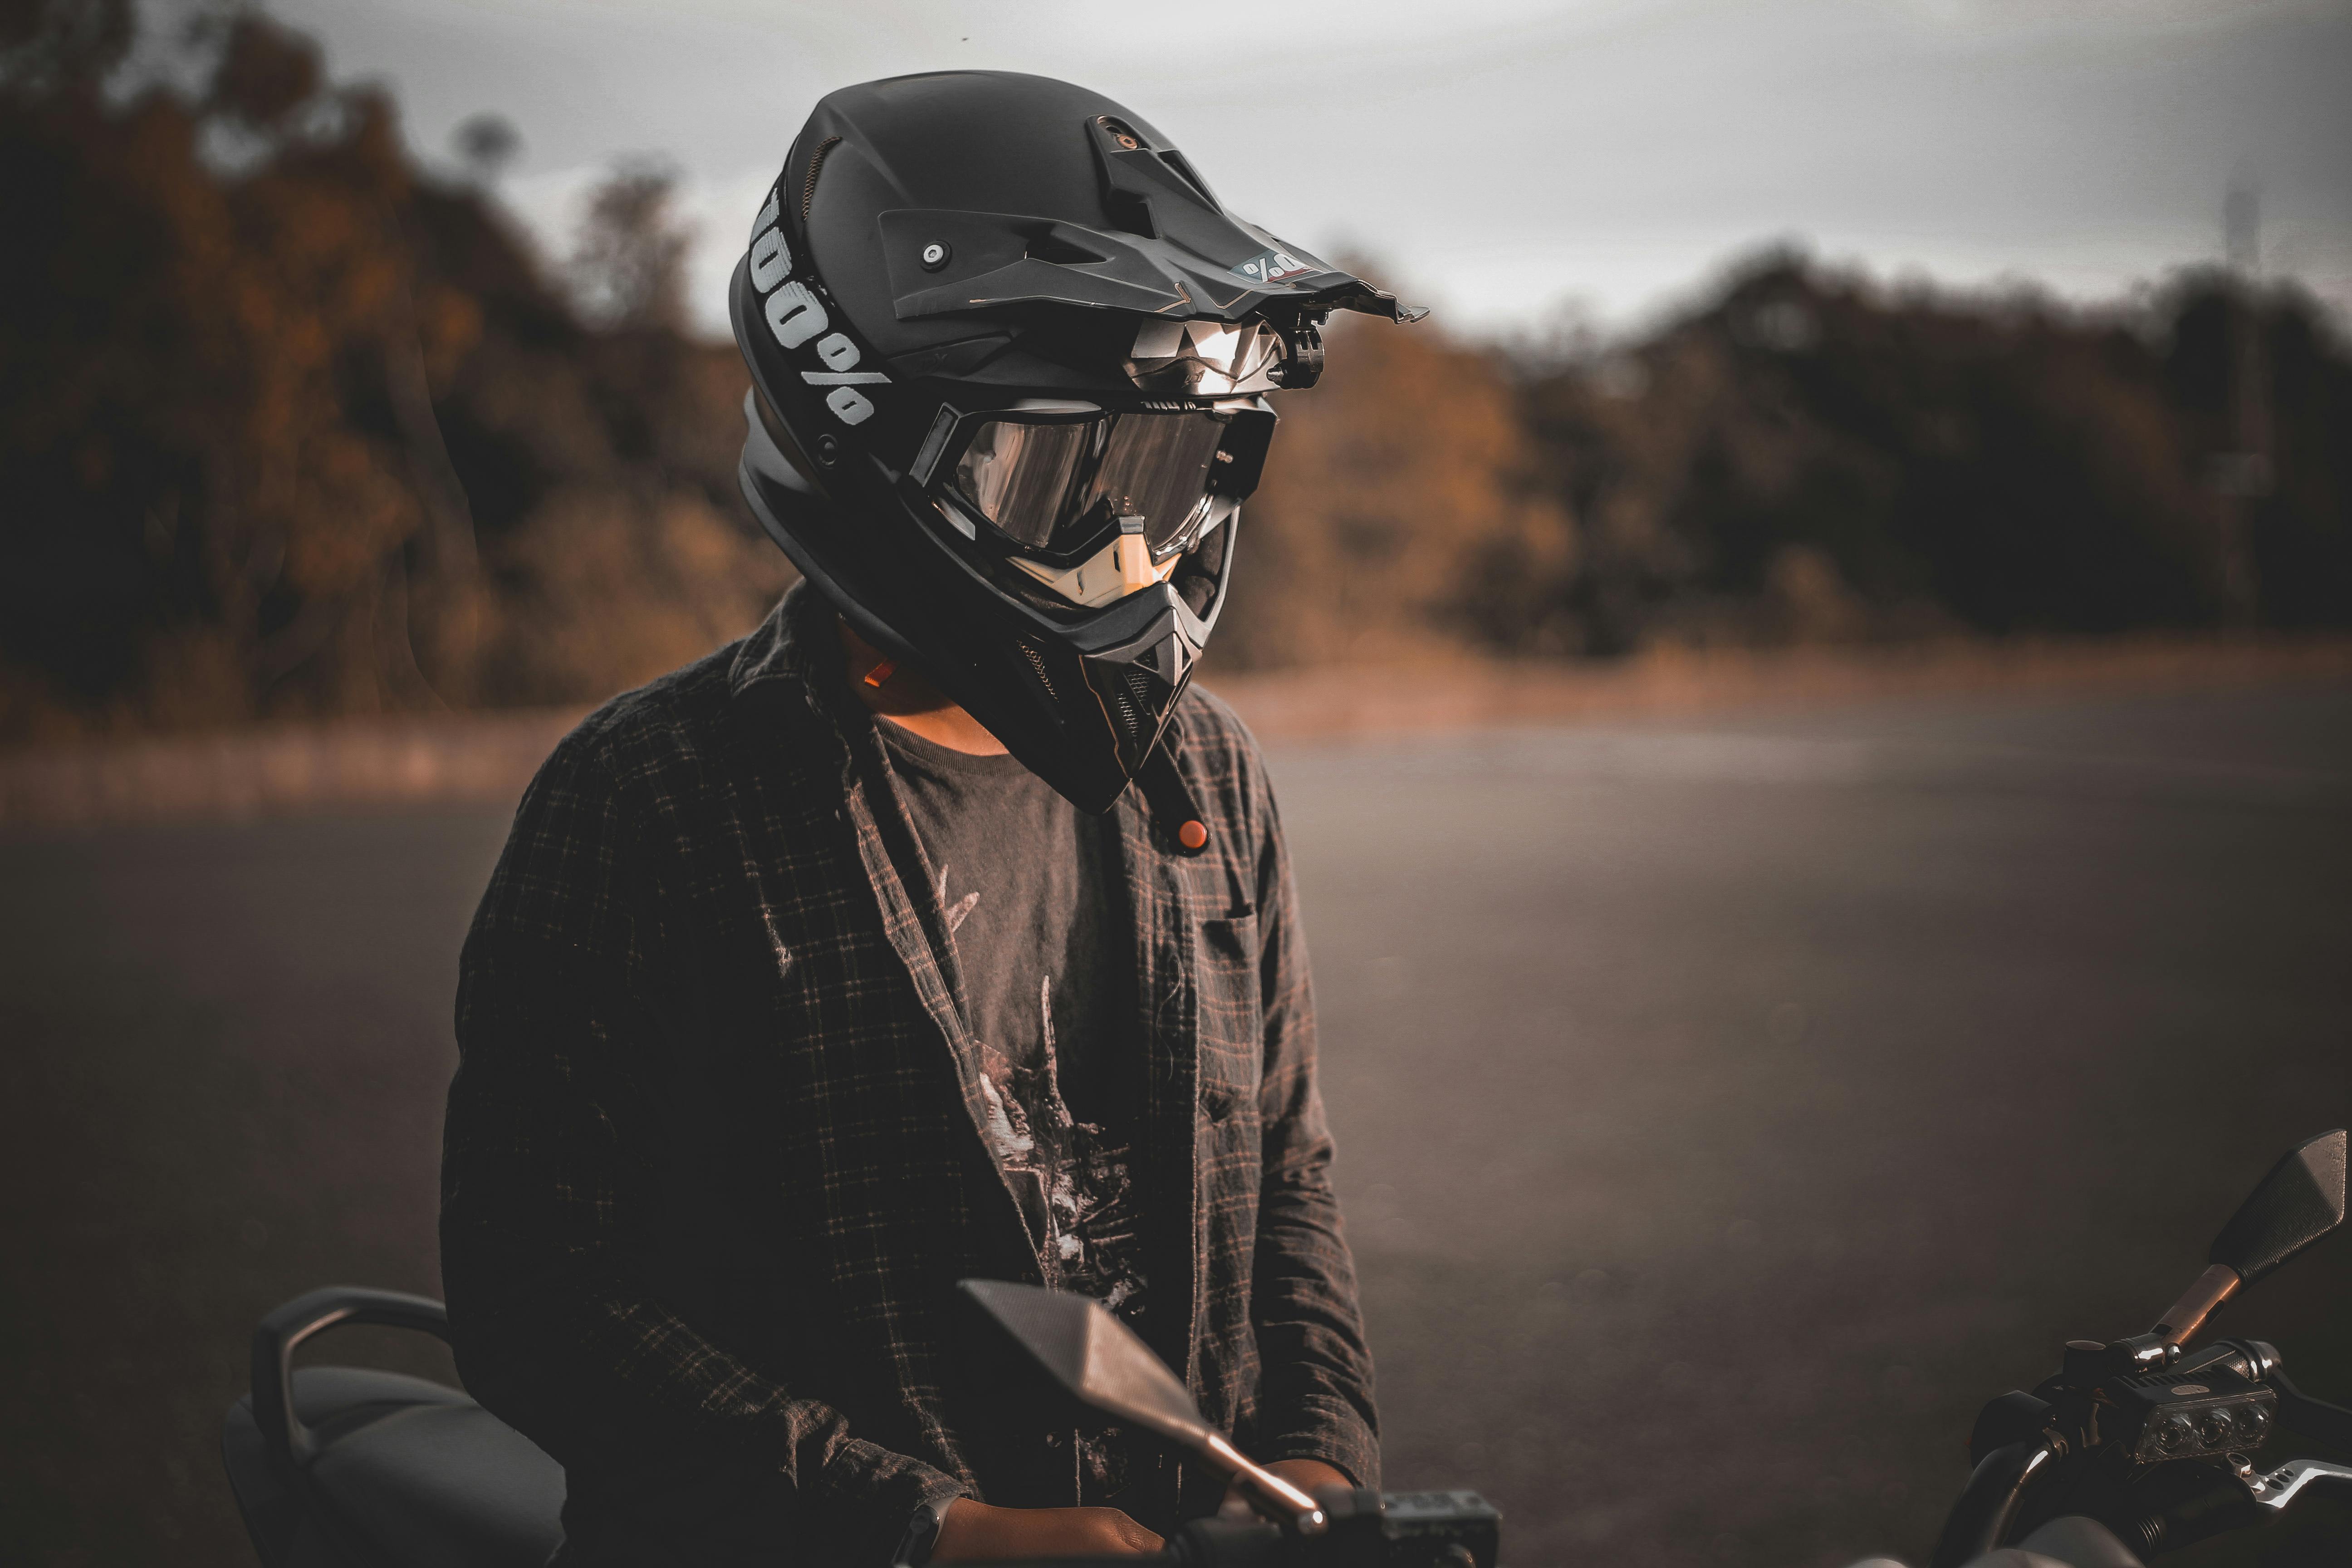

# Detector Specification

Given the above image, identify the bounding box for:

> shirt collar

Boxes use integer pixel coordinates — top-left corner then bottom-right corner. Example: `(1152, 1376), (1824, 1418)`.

(725, 578), (879, 761)
(729, 577), (839, 698)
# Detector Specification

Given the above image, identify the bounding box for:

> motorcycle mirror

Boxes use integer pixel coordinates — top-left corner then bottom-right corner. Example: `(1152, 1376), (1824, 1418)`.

(960, 1278), (1205, 1441)
(2155, 1129), (2347, 1346)
(2209, 1129), (2347, 1284)
(958, 1279), (1328, 1534)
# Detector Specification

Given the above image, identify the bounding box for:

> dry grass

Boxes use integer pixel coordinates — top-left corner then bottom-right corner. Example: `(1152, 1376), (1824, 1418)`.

(5, 634), (2348, 830)
(1204, 632), (2352, 739)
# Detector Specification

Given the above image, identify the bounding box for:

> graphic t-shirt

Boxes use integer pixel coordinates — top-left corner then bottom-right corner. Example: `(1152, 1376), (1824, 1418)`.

(877, 720), (1149, 1326)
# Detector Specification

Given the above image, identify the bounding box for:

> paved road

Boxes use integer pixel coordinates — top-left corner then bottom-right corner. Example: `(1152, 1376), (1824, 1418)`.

(4, 681), (2347, 1567)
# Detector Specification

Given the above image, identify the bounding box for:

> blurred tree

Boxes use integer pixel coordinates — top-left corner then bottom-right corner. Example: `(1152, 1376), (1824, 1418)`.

(0, 4), (784, 743)
(567, 156), (691, 332)
(0, 0), (136, 98)
(207, 5), (317, 125)
(452, 111), (520, 181)
(1513, 253), (2349, 655)
(1217, 306), (1576, 669)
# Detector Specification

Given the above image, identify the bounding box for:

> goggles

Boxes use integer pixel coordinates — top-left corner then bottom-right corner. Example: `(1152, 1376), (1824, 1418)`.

(919, 398), (1275, 588)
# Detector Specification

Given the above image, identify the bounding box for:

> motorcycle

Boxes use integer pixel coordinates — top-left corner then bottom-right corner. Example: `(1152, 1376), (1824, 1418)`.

(220, 1129), (2350, 1568)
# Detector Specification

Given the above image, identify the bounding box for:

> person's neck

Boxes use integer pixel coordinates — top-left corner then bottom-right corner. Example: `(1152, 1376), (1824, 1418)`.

(837, 617), (1008, 755)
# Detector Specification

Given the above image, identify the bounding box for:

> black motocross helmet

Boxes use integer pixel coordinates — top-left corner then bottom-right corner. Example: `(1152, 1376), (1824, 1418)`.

(730, 70), (1420, 816)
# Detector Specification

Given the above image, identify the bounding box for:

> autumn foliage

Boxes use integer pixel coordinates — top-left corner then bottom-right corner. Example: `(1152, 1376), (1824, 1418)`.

(1237, 255), (2351, 667)
(3, 5), (2347, 744)
(1506, 258), (2352, 655)
(0, 3), (784, 742)
(1217, 308), (1573, 668)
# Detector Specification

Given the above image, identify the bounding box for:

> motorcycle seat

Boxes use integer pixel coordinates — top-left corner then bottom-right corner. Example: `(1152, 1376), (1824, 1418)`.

(224, 1366), (566, 1568)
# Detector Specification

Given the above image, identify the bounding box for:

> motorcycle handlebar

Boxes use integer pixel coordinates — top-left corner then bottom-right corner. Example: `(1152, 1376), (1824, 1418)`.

(1927, 1440), (2057, 1568)
(250, 1284), (451, 1470)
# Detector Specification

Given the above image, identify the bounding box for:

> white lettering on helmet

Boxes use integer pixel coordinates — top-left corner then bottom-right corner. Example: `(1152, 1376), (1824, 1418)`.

(814, 331), (861, 371)
(765, 281), (827, 350)
(749, 226), (791, 291)
(1230, 246), (1316, 285)
(745, 181), (887, 427)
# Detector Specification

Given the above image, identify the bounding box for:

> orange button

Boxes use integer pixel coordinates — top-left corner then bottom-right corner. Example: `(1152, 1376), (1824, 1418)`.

(1177, 820), (1208, 850)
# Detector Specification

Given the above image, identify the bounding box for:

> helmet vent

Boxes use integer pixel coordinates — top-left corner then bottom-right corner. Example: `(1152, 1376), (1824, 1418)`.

(1157, 149), (1217, 208)
(1104, 189), (1157, 240)
(1017, 638), (1058, 701)
(1026, 231), (1107, 266)
(801, 134), (842, 223)
(1107, 671), (1147, 742)
(1109, 664), (1169, 749)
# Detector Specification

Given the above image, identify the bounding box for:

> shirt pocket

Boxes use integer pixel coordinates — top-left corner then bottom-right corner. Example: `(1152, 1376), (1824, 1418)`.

(1191, 909), (1263, 1118)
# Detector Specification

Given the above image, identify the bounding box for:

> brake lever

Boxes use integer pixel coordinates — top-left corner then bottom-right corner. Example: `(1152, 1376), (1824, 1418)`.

(2249, 1457), (2352, 1513)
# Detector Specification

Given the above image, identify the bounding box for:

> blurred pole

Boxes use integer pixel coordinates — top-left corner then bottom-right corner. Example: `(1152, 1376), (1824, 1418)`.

(2209, 182), (2268, 625)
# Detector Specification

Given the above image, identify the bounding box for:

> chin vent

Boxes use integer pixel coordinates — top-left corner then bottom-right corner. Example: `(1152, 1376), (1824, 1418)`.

(1113, 664), (1173, 751)
(1080, 657), (1177, 772)
(1016, 638), (1059, 702)
(1106, 667), (1149, 743)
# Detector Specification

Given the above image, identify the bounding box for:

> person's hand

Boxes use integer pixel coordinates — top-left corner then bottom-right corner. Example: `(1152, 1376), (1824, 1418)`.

(929, 1498), (1164, 1561)
(1218, 1459), (1353, 1520)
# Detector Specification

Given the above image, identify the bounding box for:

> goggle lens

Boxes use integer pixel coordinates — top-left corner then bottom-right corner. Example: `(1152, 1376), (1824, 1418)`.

(950, 409), (1246, 561)
(954, 420), (1093, 550)
(1088, 411), (1226, 549)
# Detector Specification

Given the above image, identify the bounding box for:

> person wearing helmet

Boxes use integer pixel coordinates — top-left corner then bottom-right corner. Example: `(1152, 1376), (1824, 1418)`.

(442, 71), (1421, 1567)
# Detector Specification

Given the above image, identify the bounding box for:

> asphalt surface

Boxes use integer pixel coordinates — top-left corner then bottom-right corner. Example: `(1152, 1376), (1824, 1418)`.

(4, 681), (2348, 1568)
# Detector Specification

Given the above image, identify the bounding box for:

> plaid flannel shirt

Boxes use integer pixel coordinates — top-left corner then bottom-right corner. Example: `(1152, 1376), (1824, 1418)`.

(440, 581), (1377, 1566)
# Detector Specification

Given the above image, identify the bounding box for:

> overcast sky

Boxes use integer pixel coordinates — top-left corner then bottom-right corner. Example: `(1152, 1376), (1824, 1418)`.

(265, 0), (2352, 340)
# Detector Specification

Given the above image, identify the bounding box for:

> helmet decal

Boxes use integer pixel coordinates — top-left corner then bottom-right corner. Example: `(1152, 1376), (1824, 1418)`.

(1230, 247), (1319, 286)
(745, 181), (889, 428)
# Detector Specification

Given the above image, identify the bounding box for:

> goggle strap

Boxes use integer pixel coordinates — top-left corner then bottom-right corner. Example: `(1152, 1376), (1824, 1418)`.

(910, 405), (961, 487)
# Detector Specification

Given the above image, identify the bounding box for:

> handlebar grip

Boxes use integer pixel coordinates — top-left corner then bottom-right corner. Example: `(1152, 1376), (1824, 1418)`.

(1928, 1440), (2056, 1568)
(250, 1285), (451, 1470)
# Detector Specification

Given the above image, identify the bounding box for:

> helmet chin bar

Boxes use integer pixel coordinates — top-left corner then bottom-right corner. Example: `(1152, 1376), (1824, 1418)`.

(1087, 588), (1204, 687)
(740, 381), (1231, 815)
(1075, 587), (1205, 781)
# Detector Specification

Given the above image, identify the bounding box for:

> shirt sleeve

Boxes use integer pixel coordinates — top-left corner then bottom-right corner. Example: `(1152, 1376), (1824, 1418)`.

(1242, 770), (1382, 1489)
(439, 730), (967, 1562)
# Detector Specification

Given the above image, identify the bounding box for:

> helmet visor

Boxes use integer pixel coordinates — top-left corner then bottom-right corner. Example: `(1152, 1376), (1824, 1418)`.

(947, 404), (1269, 564)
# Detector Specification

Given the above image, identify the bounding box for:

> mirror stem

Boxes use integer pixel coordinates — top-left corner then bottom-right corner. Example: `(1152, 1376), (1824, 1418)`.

(1200, 1432), (1329, 1535)
(2153, 1261), (2241, 1346)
